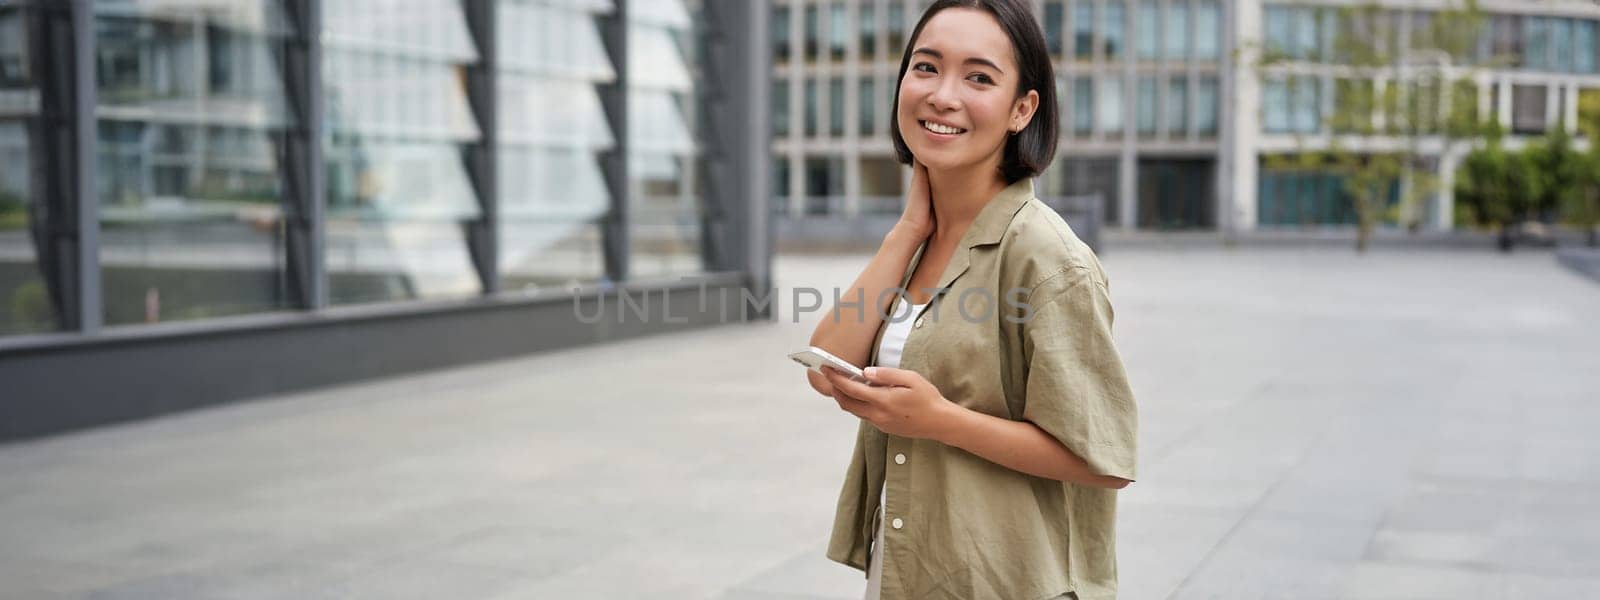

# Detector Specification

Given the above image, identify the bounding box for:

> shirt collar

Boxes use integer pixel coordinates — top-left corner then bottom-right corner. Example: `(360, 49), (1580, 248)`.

(953, 177), (1034, 250)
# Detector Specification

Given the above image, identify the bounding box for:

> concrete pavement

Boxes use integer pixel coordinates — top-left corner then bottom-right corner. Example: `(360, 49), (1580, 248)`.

(1, 246), (1597, 599)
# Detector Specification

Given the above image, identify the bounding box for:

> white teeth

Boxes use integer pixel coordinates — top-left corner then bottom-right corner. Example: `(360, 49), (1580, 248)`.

(922, 120), (964, 135)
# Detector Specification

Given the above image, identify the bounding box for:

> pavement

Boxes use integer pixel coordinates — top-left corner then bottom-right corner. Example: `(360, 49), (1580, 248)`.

(1, 246), (1597, 599)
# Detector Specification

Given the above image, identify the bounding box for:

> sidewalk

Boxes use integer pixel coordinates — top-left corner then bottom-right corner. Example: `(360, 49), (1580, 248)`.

(1, 246), (1597, 599)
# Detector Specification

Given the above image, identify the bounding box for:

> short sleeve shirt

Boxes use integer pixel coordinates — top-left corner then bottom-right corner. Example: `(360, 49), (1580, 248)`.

(825, 178), (1139, 600)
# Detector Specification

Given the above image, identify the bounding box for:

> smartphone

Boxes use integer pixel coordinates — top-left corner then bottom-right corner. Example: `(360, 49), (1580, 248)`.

(788, 346), (873, 384)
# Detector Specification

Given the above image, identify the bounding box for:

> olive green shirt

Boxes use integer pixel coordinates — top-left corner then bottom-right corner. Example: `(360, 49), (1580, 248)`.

(826, 178), (1138, 600)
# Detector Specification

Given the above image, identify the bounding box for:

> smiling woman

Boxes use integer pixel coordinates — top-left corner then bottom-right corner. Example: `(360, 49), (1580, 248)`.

(805, 2), (1138, 600)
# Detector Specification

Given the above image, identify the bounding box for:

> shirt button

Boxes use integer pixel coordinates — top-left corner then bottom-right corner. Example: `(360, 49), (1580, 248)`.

(891, 518), (904, 529)
(914, 318), (924, 328)
(894, 453), (906, 465)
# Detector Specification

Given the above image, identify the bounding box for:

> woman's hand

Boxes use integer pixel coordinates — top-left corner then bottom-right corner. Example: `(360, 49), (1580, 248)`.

(823, 365), (959, 441)
(893, 161), (934, 241)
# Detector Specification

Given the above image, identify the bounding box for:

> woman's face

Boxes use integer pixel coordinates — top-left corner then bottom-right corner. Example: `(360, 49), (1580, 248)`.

(896, 8), (1038, 174)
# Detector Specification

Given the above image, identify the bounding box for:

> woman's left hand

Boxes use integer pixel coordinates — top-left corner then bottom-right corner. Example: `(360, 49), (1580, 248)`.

(823, 366), (959, 441)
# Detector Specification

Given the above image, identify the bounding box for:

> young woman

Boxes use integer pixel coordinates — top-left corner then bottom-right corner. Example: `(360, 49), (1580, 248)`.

(802, 1), (1139, 599)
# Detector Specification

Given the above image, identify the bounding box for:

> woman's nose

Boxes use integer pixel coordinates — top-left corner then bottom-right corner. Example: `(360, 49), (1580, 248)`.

(926, 77), (961, 112)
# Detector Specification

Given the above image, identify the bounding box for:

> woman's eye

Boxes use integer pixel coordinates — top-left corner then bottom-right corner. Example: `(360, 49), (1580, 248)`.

(968, 73), (994, 85)
(912, 62), (936, 73)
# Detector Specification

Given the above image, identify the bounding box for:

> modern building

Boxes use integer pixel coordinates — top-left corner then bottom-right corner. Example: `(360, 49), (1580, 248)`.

(0, 0), (772, 441)
(771, 0), (1600, 236)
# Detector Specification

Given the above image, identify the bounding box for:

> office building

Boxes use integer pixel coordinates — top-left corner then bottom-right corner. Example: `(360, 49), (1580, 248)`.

(0, 0), (772, 440)
(771, 0), (1600, 234)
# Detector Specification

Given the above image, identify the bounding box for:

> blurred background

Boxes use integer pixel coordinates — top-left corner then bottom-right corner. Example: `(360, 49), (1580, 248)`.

(1, 1), (1597, 598)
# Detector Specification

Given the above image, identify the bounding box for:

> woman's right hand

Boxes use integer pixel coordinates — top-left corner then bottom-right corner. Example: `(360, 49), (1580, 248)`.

(894, 160), (934, 241)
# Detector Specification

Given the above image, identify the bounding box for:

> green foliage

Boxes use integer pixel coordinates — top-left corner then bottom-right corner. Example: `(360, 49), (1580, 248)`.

(10, 280), (54, 333)
(1454, 126), (1538, 227)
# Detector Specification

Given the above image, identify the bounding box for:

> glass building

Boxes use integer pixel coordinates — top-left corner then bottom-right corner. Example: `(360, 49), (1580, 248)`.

(0, 0), (771, 441)
(771, 0), (1600, 236)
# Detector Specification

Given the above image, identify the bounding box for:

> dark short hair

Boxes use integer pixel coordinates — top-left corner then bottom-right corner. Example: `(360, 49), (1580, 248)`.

(889, 0), (1059, 183)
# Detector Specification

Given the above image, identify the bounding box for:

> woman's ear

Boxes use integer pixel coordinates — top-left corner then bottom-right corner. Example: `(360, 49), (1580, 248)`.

(1010, 89), (1040, 133)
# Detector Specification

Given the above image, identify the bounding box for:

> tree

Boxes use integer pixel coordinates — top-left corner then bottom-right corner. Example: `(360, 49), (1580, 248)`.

(1568, 92), (1600, 247)
(1454, 124), (1538, 251)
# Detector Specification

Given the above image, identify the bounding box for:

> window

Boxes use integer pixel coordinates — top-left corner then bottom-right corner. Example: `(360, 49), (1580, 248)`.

(860, 4), (876, 60)
(1073, 76), (1094, 135)
(1100, 77), (1124, 134)
(1166, 1), (1189, 60)
(773, 6), (791, 62)
(1264, 77), (1289, 133)
(1137, 77), (1156, 135)
(1291, 7), (1319, 60)
(887, 3), (906, 56)
(1104, 1), (1125, 60)
(1045, 2), (1064, 56)
(1265, 6), (1291, 58)
(1197, 76), (1219, 136)
(1512, 84), (1547, 134)
(1073, 1), (1094, 60)
(805, 5), (819, 60)
(804, 157), (836, 215)
(1332, 79), (1374, 133)
(1194, 1), (1220, 60)
(1136, 1), (1158, 60)
(830, 2), (847, 61)
(804, 78), (819, 136)
(829, 76), (844, 136)
(1490, 15), (1522, 67)
(1264, 75), (1320, 134)
(1409, 11), (1434, 52)
(860, 76), (876, 137)
(773, 80), (790, 137)
(1552, 18), (1574, 73)
(1524, 16), (1549, 70)
(1577, 20), (1597, 74)
(1292, 77), (1320, 133)
(772, 158), (790, 214)
(1167, 75), (1188, 135)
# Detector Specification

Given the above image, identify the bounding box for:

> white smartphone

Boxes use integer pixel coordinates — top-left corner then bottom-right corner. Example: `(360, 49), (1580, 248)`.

(788, 346), (872, 384)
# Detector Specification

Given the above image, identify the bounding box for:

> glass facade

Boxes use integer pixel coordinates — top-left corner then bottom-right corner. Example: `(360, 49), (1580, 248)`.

(629, 0), (704, 277)
(1136, 1), (1158, 60)
(95, 2), (297, 324)
(0, 6), (55, 335)
(1258, 167), (1397, 226)
(2, 0), (760, 342)
(321, 2), (482, 305)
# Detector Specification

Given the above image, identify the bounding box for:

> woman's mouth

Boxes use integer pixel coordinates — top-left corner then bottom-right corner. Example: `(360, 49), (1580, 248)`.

(920, 120), (967, 135)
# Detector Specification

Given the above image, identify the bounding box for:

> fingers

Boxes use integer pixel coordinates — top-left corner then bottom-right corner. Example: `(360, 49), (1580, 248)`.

(862, 366), (918, 389)
(826, 370), (882, 400)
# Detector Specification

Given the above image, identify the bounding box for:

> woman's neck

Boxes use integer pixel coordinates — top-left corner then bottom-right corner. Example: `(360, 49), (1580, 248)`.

(927, 161), (1008, 245)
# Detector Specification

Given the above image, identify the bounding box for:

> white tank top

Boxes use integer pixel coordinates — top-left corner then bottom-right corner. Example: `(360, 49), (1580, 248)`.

(875, 300), (928, 370)
(875, 298), (927, 511)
